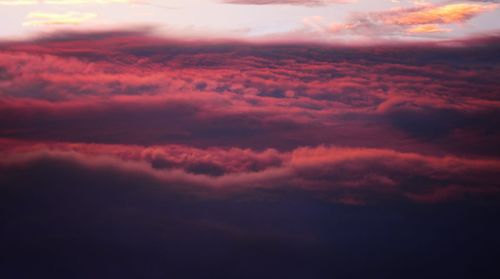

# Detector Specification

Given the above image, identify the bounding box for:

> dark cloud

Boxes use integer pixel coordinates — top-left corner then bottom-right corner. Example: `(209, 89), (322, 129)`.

(1, 142), (499, 204)
(1, 153), (500, 278)
(1, 32), (500, 154)
(1, 30), (500, 278)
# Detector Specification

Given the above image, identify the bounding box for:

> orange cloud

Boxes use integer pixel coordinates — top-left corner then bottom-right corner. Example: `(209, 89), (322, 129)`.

(315, 2), (498, 37)
(387, 3), (498, 25)
(406, 24), (451, 34)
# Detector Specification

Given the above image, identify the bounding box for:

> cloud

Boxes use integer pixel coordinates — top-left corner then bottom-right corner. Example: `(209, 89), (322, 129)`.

(406, 24), (451, 34)
(23, 11), (97, 26)
(304, 2), (498, 37)
(2, 147), (499, 278)
(221, 0), (353, 6)
(0, 0), (36, 4)
(382, 3), (498, 25)
(0, 30), (500, 204)
(0, 0), (130, 4)
(1, 29), (499, 278)
(2, 139), (500, 204)
(45, 0), (129, 3)
(2, 31), (500, 149)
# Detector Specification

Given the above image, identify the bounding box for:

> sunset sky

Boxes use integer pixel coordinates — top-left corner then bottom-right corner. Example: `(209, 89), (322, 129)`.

(1, 1), (500, 278)
(1, 0), (499, 40)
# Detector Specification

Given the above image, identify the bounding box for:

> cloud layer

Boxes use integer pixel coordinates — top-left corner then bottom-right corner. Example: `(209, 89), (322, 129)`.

(1, 29), (500, 278)
(1, 30), (500, 205)
(2, 148), (499, 278)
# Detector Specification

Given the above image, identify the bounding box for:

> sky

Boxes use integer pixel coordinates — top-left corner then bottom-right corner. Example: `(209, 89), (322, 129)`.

(1, 1), (500, 279)
(0, 0), (500, 41)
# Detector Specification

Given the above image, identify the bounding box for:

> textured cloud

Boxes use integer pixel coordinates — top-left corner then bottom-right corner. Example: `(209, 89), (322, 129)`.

(384, 3), (497, 25)
(2, 30), (500, 151)
(2, 148), (499, 278)
(311, 2), (498, 36)
(1, 29), (500, 278)
(0, 29), (499, 205)
(2, 139), (499, 203)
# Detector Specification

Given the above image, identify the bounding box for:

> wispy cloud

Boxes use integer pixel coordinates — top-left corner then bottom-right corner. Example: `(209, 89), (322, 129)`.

(406, 24), (451, 34)
(23, 11), (96, 26)
(221, 0), (353, 6)
(382, 3), (498, 25)
(0, 0), (130, 5)
(0, 0), (37, 4)
(299, 2), (498, 37)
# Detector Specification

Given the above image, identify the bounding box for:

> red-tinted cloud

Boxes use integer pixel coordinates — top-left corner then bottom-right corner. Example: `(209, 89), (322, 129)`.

(1, 30), (500, 204)
(1, 139), (499, 204)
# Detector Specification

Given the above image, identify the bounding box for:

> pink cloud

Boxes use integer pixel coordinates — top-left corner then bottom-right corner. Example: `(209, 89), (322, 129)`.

(2, 139), (500, 203)
(1, 30), (500, 204)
